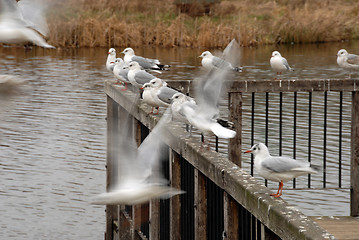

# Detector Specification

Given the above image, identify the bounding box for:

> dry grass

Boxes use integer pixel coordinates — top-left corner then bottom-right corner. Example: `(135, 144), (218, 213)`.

(45, 0), (359, 48)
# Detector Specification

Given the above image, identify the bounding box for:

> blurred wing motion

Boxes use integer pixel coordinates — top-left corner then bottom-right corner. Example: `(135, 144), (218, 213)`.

(92, 108), (184, 205)
(0, 0), (55, 48)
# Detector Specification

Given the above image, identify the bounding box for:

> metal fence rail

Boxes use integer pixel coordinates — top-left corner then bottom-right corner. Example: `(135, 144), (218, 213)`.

(104, 80), (337, 240)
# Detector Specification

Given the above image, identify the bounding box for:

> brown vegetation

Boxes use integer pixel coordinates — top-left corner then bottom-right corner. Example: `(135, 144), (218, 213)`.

(46, 0), (359, 48)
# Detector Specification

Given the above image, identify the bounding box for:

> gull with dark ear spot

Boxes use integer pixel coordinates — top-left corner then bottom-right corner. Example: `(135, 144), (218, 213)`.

(0, 0), (55, 48)
(336, 49), (359, 79)
(149, 78), (179, 107)
(142, 83), (160, 114)
(112, 58), (130, 90)
(270, 51), (294, 79)
(122, 47), (170, 71)
(199, 50), (242, 72)
(127, 61), (158, 89)
(244, 143), (319, 198)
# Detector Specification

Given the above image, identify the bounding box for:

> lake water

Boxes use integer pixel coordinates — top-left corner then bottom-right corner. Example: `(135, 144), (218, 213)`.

(0, 41), (358, 239)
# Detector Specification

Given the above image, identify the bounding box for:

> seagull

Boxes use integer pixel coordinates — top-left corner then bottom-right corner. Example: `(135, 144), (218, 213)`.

(0, 0), (55, 48)
(142, 83), (160, 114)
(92, 108), (184, 205)
(270, 51), (294, 79)
(127, 61), (158, 88)
(170, 92), (235, 139)
(199, 51), (242, 72)
(148, 78), (179, 108)
(244, 143), (319, 198)
(122, 47), (170, 71)
(106, 48), (116, 73)
(336, 49), (359, 79)
(113, 58), (129, 90)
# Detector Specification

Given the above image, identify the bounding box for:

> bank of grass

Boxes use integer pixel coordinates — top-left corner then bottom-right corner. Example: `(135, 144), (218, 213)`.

(47, 0), (359, 48)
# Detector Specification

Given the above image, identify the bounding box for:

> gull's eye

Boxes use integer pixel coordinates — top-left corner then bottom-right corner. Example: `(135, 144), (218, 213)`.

(253, 147), (257, 150)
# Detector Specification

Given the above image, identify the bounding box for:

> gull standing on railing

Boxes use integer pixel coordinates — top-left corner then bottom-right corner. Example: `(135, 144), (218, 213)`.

(199, 51), (242, 72)
(244, 143), (319, 198)
(112, 58), (130, 90)
(0, 0), (55, 48)
(270, 51), (294, 79)
(127, 61), (158, 89)
(122, 47), (170, 71)
(106, 48), (116, 73)
(336, 49), (359, 79)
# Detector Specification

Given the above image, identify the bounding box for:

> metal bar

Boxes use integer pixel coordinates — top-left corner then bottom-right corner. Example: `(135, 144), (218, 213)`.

(350, 91), (359, 216)
(293, 92), (297, 188)
(265, 92), (269, 187)
(251, 93), (255, 176)
(279, 92), (283, 156)
(323, 92), (327, 188)
(308, 92), (312, 188)
(339, 91), (343, 188)
(215, 136), (219, 152)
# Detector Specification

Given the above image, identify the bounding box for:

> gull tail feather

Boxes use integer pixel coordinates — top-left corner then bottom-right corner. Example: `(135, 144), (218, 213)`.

(210, 123), (236, 138)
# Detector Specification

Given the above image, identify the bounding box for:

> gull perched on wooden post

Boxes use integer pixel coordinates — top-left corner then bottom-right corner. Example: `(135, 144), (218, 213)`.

(336, 49), (359, 79)
(244, 143), (319, 198)
(199, 51), (242, 72)
(0, 0), (55, 48)
(122, 47), (170, 71)
(106, 48), (116, 73)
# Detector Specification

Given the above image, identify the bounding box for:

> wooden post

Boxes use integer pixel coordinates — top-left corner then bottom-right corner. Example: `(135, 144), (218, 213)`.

(228, 92), (242, 167)
(170, 150), (181, 240)
(194, 169), (207, 240)
(223, 192), (238, 239)
(150, 200), (160, 239)
(351, 91), (359, 217)
(106, 96), (118, 240)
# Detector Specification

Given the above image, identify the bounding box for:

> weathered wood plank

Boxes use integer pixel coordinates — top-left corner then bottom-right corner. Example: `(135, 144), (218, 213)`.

(105, 81), (335, 240)
(351, 92), (359, 217)
(311, 216), (359, 240)
(194, 169), (207, 240)
(170, 150), (181, 240)
(106, 96), (118, 240)
(150, 201), (160, 240)
(224, 192), (239, 239)
(228, 92), (242, 167)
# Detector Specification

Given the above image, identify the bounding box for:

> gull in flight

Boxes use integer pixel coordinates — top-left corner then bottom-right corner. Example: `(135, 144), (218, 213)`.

(106, 48), (116, 73)
(199, 51), (242, 72)
(270, 51), (294, 79)
(122, 47), (170, 71)
(92, 108), (184, 205)
(336, 49), (359, 79)
(127, 61), (158, 89)
(244, 143), (319, 198)
(113, 58), (130, 90)
(0, 0), (55, 48)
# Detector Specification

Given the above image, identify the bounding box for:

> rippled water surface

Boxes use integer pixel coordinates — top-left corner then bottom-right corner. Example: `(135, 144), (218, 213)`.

(1, 42), (358, 238)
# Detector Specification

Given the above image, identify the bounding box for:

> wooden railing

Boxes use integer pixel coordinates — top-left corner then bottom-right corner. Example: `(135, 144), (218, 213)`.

(103, 79), (349, 240)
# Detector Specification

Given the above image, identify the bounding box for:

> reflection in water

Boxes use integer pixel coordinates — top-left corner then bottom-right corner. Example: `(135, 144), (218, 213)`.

(0, 42), (356, 238)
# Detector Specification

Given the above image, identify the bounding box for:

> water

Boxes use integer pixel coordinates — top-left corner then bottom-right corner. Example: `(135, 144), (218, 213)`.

(0, 42), (357, 238)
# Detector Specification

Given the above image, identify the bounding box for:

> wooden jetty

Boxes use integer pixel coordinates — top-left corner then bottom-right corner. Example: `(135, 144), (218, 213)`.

(104, 78), (359, 240)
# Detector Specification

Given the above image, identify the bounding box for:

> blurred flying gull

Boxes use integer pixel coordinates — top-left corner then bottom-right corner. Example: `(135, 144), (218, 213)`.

(270, 51), (294, 79)
(122, 47), (170, 71)
(170, 40), (238, 140)
(0, 0), (55, 48)
(336, 49), (359, 79)
(92, 108), (184, 205)
(244, 143), (319, 198)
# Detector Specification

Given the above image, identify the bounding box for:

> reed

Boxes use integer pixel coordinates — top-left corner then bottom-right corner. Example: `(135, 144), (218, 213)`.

(45, 0), (359, 48)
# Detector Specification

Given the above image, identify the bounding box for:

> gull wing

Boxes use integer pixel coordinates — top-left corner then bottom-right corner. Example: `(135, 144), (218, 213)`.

(157, 87), (179, 104)
(347, 54), (359, 65)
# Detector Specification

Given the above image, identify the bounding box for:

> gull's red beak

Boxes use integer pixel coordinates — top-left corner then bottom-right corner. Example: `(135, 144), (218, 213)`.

(244, 150), (252, 154)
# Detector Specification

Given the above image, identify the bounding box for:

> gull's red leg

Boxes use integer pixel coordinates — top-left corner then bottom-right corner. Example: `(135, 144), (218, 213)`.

(270, 181), (284, 198)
